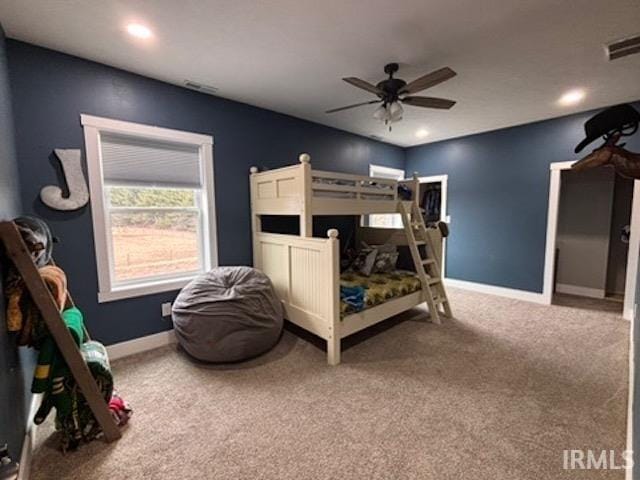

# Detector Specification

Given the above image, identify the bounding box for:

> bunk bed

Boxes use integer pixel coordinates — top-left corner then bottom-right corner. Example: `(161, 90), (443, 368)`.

(250, 153), (451, 365)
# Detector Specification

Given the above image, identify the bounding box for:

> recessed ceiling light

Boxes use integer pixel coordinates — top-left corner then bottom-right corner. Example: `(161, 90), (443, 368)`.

(415, 129), (429, 139)
(126, 23), (153, 39)
(558, 89), (586, 106)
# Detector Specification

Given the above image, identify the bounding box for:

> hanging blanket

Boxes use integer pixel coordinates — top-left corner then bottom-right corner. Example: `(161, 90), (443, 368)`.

(32, 307), (85, 394)
(35, 340), (114, 452)
(32, 307), (114, 452)
(66, 340), (114, 451)
(3, 217), (126, 451)
(6, 265), (67, 346)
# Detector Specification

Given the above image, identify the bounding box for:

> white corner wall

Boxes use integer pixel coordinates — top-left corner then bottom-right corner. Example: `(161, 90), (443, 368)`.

(556, 168), (615, 297)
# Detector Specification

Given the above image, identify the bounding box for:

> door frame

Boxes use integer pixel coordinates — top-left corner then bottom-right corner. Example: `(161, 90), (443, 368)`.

(542, 161), (640, 320)
(419, 175), (449, 277)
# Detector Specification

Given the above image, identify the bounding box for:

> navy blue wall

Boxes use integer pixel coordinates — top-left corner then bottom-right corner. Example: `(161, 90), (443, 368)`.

(6, 40), (404, 346)
(406, 103), (640, 292)
(0, 27), (35, 463)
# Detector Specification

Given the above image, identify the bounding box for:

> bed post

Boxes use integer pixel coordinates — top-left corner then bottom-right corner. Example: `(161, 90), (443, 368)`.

(411, 172), (421, 210)
(326, 228), (341, 365)
(299, 153), (312, 237)
(250, 166), (261, 267)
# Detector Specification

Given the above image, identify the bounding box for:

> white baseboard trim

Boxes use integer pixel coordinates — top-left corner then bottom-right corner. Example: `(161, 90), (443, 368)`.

(555, 283), (605, 299)
(106, 329), (176, 361)
(18, 393), (42, 480)
(444, 278), (547, 304)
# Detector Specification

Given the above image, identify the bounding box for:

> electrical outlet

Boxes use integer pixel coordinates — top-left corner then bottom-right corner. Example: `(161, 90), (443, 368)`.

(161, 302), (172, 317)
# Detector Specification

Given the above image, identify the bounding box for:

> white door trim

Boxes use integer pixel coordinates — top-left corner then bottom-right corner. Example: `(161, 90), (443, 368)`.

(419, 175), (449, 277)
(542, 161), (639, 320)
(626, 302), (635, 480)
(624, 181), (640, 320)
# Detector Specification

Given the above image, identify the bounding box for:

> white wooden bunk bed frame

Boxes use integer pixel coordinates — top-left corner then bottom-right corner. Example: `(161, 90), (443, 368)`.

(250, 153), (451, 365)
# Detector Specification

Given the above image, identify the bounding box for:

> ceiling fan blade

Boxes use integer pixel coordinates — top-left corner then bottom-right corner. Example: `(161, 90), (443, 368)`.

(325, 100), (381, 114)
(399, 67), (457, 95)
(402, 96), (456, 109)
(342, 77), (384, 96)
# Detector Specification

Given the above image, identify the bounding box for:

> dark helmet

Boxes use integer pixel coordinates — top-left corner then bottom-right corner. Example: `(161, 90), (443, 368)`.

(13, 216), (54, 267)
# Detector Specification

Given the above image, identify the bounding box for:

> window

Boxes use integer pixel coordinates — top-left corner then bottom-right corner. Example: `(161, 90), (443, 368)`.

(82, 115), (216, 302)
(367, 164), (405, 228)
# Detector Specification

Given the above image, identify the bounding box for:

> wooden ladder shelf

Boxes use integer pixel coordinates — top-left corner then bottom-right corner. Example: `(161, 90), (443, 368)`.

(398, 202), (452, 324)
(0, 221), (121, 442)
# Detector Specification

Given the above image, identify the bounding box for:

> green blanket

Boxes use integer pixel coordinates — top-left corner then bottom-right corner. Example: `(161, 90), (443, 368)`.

(32, 307), (114, 452)
(32, 307), (86, 393)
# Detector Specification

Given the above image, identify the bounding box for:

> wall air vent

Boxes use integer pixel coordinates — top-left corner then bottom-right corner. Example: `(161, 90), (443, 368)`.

(183, 80), (219, 95)
(607, 34), (640, 61)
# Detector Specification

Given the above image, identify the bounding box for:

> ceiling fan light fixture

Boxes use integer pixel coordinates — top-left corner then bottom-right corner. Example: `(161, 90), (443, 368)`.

(373, 104), (388, 121)
(373, 102), (403, 124)
(388, 101), (403, 121)
(328, 63), (457, 126)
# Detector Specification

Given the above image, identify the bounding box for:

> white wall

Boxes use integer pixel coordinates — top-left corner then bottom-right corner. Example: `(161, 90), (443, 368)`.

(556, 168), (614, 296)
(607, 175), (634, 296)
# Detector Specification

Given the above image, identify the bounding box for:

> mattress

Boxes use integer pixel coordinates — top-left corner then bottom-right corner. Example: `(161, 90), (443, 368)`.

(340, 270), (421, 317)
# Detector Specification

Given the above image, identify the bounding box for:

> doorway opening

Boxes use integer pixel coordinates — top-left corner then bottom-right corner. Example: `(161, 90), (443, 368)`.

(418, 175), (449, 277)
(543, 161), (640, 318)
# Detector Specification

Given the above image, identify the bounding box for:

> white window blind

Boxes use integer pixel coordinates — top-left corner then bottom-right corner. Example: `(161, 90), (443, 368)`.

(82, 114), (216, 303)
(101, 133), (202, 188)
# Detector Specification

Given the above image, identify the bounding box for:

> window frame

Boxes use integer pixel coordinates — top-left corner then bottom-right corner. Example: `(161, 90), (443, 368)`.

(81, 114), (217, 303)
(367, 164), (405, 228)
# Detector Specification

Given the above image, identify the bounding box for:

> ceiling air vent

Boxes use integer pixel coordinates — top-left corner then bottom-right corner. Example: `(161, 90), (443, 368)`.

(607, 34), (640, 61)
(183, 80), (219, 95)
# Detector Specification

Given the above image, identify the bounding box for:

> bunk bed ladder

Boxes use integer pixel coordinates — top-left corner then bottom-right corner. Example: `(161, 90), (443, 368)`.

(0, 221), (121, 442)
(398, 202), (452, 324)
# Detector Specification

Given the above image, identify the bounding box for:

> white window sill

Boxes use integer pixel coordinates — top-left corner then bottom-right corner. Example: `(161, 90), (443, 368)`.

(98, 276), (195, 303)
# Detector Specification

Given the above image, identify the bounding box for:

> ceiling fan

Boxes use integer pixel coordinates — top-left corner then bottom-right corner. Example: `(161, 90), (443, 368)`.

(326, 63), (457, 129)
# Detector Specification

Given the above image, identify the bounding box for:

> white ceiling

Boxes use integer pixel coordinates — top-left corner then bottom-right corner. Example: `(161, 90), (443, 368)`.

(1, 0), (640, 147)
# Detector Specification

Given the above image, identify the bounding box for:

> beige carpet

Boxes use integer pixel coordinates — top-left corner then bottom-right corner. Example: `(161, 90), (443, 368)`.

(31, 288), (629, 480)
(553, 293), (624, 314)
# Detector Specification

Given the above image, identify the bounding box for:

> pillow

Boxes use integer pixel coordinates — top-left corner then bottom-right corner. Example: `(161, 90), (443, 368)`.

(351, 247), (378, 276)
(372, 250), (399, 273)
(371, 243), (399, 273)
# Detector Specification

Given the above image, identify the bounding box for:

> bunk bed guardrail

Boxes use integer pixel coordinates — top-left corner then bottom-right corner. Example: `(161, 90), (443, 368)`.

(249, 154), (417, 217)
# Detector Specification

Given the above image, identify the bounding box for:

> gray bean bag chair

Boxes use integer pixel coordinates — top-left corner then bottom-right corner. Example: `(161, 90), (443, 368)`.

(172, 266), (283, 362)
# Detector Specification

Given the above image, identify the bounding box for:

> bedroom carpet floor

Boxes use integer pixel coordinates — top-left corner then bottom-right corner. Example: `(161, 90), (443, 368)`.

(30, 288), (629, 480)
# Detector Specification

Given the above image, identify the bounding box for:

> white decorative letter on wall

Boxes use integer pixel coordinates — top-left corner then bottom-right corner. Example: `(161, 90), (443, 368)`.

(40, 149), (90, 210)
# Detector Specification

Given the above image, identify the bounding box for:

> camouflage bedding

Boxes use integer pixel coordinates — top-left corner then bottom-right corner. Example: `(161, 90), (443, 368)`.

(340, 270), (421, 317)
